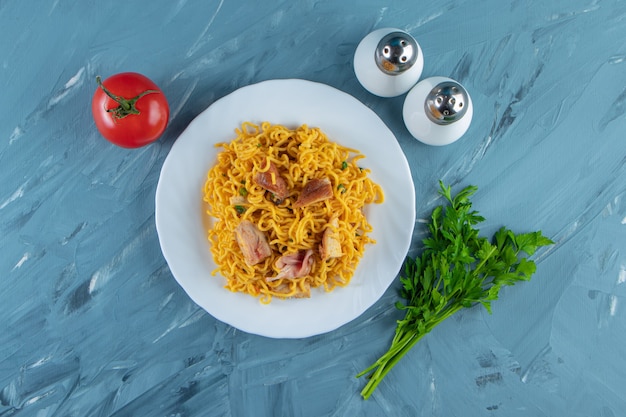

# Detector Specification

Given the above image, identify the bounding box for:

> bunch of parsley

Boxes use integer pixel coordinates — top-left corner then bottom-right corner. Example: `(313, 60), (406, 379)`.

(357, 181), (553, 399)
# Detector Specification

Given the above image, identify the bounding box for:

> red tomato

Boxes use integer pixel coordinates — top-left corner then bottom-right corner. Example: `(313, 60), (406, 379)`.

(92, 72), (169, 148)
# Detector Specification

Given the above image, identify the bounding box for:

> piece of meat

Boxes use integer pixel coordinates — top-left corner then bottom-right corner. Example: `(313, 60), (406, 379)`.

(319, 216), (343, 261)
(234, 220), (272, 266)
(229, 195), (247, 205)
(254, 161), (289, 203)
(293, 177), (333, 208)
(266, 249), (314, 282)
(272, 281), (311, 299)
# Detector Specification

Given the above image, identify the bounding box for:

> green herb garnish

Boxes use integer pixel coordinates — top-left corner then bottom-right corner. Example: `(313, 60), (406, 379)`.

(357, 181), (553, 399)
(341, 161), (348, 170)
(239, 187), (248, 197)
(234, 205), (246, 214)
(337, 184), (346, 194)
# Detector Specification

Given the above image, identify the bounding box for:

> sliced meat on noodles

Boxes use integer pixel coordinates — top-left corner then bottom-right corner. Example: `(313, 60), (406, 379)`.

(320, 216), (343, 261)
(293, 177), (333, 208)
(266, 249), (314, 282)
(234, 220), (272, 266)
(254, 161), (289, 203)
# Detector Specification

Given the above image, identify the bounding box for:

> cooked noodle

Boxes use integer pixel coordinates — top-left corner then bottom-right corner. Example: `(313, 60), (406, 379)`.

(203, 122), (384, 303)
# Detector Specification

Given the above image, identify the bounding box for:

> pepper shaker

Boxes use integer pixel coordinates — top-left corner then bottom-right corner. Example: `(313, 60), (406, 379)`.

(353, 28), (424, 98)
(402, 76), (473, 146)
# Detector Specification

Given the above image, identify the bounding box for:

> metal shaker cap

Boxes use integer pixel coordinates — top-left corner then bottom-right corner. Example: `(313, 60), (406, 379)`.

(424, 81), (469, 125)
(375, 31), (418, 75)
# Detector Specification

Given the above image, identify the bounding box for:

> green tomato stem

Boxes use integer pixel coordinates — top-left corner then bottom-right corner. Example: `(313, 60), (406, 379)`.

(95, 76), (159, 120)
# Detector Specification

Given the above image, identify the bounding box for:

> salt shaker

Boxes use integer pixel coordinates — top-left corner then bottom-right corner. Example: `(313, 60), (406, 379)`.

(402, 76), (473, 146)
(353, 28), (424, 98)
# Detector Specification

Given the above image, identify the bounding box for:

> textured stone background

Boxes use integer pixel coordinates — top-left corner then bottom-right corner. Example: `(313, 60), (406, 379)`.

(1, 1), (625, 416)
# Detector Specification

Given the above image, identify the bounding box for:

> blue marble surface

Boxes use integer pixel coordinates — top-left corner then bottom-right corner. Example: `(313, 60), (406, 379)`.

(1, 1), (625, 416)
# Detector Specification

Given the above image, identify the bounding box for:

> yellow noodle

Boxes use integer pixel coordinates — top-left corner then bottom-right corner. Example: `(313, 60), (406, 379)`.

(203, 122), (384, 303)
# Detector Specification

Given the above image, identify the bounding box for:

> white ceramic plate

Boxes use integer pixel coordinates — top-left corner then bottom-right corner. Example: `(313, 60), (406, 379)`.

(155, 79), (415, 339)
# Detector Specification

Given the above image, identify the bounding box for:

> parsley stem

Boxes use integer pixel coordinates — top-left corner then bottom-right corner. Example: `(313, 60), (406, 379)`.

(473, 245), (497, 276)
(359, 330), (426, 399)
(358, 302), (465, 400)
